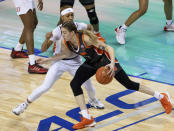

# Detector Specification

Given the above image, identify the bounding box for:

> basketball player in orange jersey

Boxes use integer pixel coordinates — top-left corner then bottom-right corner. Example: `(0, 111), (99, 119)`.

(115, 0), (174, 44)
(37, 21), (172, 129)
(57, 0), (105, 43)
(11, 0), (48, 74)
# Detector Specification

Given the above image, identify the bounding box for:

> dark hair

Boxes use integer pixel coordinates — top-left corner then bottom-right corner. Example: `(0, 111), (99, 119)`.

(62, 21), (77, 33)
(57, 6), (73, 26)
(62, 21), (98, 42)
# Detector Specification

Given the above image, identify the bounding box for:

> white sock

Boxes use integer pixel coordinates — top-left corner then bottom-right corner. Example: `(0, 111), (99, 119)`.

(29, 54), (36, 65)
(121, 24), (128, 30)
(154, 92), (164, 100)
(94, 31), (99, 35)
(15, 42), (23, 51)
(166, 20), (172, 25)
(81, 109), (91, 119)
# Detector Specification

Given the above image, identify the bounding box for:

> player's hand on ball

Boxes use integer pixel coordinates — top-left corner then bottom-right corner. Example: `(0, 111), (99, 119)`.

(105, 63), (115, 77)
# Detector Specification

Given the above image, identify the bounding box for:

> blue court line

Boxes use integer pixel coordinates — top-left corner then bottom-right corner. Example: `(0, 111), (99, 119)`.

(0, 46), (11, 50)
(0, 0), (5, 2)
(128, 74), (174, 86)
(132, 71), (174, 86)
(113, 108), (174, 131)
(1, 46), (173, 130)
(136, 72), (148, 77)
(1, 46), (174, 86)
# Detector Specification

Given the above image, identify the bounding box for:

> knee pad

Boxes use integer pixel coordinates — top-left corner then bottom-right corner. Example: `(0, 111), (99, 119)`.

(86, 7), (99, 25)
(70, 80), (83, 96)
(60, 0), (75, 7)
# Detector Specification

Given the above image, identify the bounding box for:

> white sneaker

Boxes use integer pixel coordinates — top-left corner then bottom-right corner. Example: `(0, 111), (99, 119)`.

(12, 102), (28, 115)
(164, 22), (174, 31)
(115, 26), (126, 45)
(88, 98), (104, 109)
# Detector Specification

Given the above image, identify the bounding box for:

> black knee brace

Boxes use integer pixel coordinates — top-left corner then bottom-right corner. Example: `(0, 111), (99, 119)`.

(70, 79), (83, 96)
(79, 0), (94, 6)
(86, 7), (99, 25)
(60, 0), (75, 7)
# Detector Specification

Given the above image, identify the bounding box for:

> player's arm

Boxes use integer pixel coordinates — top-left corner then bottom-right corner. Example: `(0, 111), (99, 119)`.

(84, 35), (115, 76)
(37, 0), (43, 11)
(42, 27), (61, 52)
(77, 22), (94, 32)
(37, 40), (73, 64)
(88, 38), (115, 64)
(41, 32), (53, 52)
(87, 24), (94, 32)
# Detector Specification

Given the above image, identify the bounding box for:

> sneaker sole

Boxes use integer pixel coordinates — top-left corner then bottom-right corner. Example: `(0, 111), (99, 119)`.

(11, 56), (28, 59)
(164, 29), (174, 31)
(88, 103), (104, 109)
(163, 92), (173, 114)
(28, 71), (47, 74)
(86, 121), (96, 127)
(166, 92), (172, 104)
(164, 27), (174, 31)
(12, 110), (20, 116)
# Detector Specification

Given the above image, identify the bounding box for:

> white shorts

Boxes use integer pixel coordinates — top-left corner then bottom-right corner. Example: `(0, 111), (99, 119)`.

(12, 0), (35, 15)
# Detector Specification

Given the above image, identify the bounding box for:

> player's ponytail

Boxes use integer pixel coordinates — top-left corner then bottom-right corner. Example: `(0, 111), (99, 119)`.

(78, 30), (98, 42)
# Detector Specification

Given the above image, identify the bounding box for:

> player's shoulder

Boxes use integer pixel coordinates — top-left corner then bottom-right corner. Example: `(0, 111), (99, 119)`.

(74, 21), (86, 26)
(55, 25), (62, 31)
(52, 25), (61, 34)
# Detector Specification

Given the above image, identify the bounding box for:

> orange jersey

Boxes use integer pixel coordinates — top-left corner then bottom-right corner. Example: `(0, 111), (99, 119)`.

(64, 32), (118, 67)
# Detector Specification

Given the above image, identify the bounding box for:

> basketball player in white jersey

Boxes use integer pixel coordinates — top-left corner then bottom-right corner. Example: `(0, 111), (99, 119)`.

(57, 0), (106, 43)
(12, 8), (104, 116)
(11, 0), (48, 74)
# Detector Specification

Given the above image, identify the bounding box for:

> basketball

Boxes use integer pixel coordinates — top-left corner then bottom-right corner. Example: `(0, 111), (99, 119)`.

(96, 66), (113, 85)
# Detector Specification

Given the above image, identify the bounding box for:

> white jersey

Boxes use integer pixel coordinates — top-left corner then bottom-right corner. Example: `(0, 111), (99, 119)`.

(26, 22), (98, 105)
(50, 22), (88, 62)
(13, 0), (35, 15)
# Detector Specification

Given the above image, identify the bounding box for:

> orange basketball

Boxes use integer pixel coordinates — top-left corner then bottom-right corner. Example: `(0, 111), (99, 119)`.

(96, 66), (113, 85)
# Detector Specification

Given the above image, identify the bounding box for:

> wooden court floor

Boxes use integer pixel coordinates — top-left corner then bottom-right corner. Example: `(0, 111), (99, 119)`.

(0, 48), (174, 131)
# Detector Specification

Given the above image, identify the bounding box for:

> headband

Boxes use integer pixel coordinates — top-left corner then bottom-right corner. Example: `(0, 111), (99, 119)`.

(61, 8), (74, 16)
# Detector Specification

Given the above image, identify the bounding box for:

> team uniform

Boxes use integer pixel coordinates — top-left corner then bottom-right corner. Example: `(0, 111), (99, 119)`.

(12, 0), (35, 15)
(64, 32), (140, 129)
(64, 32), (140, 97)
(11, 0), (48, 74)
(27, 22), (102, 104)
(64, 32), (173, 129)
(12, 22), (104, 116)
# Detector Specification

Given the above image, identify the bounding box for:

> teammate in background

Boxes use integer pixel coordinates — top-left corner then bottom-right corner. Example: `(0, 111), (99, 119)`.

(115, 0), (174, 44)
(12, 8), (104, 116)
(57, 0), (105, 43)
(36, 21), (172, 129)
(11, 0), (48, 74)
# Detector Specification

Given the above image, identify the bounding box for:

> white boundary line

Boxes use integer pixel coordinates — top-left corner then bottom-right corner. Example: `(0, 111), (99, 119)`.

(88, 103), (161, 130)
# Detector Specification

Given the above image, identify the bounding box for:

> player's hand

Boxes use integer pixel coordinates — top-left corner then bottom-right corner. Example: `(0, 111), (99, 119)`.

(36, 58), (48, 64)
(37, 0), (43, 11)
(46, 32), (52, 40)
(105, 63), (115, 77)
